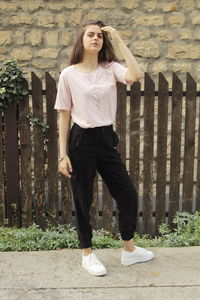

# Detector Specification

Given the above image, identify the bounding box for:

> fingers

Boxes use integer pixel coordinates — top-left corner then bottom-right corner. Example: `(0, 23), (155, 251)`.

(59, 156), (73, 178)
(101, 26), (115, 34)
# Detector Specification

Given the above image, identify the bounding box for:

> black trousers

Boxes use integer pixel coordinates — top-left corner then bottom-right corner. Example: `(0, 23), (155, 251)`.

(68, 123), (138, 249)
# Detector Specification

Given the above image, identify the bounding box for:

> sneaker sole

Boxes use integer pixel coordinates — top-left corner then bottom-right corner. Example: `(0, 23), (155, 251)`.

(82, 265), (107, 276)
(121, 254), (154, 266)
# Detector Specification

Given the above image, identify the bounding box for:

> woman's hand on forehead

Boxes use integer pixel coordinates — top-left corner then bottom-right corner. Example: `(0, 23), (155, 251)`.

(101, 26), (122, 42)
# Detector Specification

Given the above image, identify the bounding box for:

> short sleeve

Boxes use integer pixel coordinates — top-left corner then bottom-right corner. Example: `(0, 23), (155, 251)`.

(113, 62), (133, 86)
(54, 71), (72, 111)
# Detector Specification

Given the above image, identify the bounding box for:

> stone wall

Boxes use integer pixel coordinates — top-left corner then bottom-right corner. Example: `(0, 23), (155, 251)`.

(0, 0), (200, 88)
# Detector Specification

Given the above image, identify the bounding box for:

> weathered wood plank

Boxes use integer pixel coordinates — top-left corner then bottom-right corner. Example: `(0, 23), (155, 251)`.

(31, 72), (45, 228)
(169, 73), (183, 225)
(130, 81), (141, 234)
(90, 173), (99, 230)
(0, 112), (5, 225)
(156, 73), (168, 234)
(4, 101), (20, 226)
(45, 72), (59, 220)
(130, 81), (141, 191)
(143, 73), (155, 235)
(18, 79), (32, 227)
(182, 73), (196, 212)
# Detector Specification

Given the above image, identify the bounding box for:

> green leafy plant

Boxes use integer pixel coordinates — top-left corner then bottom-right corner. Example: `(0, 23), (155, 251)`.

(0, 212), (200, 251)
(0, 59), (29, 111)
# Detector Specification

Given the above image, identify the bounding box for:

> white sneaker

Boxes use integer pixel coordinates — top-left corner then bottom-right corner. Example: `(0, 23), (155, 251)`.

(121, 246), (154, 266)
(82, 253), (107, 276)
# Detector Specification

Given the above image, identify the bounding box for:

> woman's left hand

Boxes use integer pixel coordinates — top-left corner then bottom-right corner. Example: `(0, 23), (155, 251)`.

(101, 26), (122, 43)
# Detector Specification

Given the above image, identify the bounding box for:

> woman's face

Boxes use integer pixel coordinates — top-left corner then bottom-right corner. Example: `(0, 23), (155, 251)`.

(82, 25), (104, 54)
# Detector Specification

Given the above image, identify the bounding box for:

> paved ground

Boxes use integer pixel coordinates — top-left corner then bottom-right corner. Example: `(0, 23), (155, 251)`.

(0, 247), (200, 300)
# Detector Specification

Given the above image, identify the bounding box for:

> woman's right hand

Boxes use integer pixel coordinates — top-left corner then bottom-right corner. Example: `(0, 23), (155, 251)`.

(59, 155), (73, 178)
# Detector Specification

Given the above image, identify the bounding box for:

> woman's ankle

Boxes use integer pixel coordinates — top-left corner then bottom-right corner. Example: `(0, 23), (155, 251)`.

(82, 247), (93, 256)
(123, 239), (136, 252)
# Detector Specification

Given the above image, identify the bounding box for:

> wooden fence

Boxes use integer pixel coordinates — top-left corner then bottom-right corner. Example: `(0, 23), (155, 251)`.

(0, 72), (200, 236)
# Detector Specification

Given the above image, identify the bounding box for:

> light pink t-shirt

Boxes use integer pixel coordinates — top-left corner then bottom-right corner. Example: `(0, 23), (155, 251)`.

(54, 61), (132, 128)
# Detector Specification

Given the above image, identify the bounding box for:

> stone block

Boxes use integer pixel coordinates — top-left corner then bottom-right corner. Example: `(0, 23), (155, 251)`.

(28, 30), (42, 46)
(44, 31), (59, 47)
(67, 12), (82, 25)
(121, 0), (138, 9)
(55, 14), (66, 28)
(172, 62), (192, 72)
(32, 59), (58, 69)
(10, 14), (33, 25)
(36, 49), (59, 59)
(133, 41), (160, 58)
(14, 31), (24, 45)
(144, 1), (157, 12)
(162, 2), (178, 12)
(36, 14), (54, 27)
(60, 30), (73, 46)
(11, 47), (33, 60)
(152, 61), (167, 74)
(0, 31), (12, 45)
(136, 29), (151, 40)
(156, 30), (173, 41)
(179, 30), (192, 40)
(192, 15), (200, 25)
(17, 1), (44, 11)
(168, 15), (185, 27)
(135, 15), (164, 26)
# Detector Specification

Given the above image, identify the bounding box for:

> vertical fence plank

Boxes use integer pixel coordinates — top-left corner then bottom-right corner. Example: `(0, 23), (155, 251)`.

(115, 82), (127, 233)
(32, 72), (46, 228)
(45, 72), (59, 220)
(130, 81), (141, 234)
(18, 79), (32, 227)
(116, 82), (127, 164)
(143, 73), (155, 235)
(61, 174), (72, 224)
(155, 73), (168, 234)
(182, 73), (196, 212)
(130, 81), (141, 191)
(4, 102), (21, 226)
(169, 73), (183, 225)
(90, 173), (99, 230)
(102, 181), (113, 232)
(0, 112), (5, 225)
(196, 95), (200, 211)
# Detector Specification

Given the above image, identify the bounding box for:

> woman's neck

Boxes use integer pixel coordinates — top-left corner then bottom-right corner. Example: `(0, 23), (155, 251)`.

(77, 54), (99, 72)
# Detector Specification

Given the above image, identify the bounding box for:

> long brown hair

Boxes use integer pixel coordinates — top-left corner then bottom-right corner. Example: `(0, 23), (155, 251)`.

(69, 20), (119, 65)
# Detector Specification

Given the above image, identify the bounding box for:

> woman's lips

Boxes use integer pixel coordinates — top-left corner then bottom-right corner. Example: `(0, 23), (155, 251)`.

(91, 43), (99, 46)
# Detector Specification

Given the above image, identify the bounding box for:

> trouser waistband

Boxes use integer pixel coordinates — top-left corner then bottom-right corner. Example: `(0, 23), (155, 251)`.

(73, 123), (113, 132)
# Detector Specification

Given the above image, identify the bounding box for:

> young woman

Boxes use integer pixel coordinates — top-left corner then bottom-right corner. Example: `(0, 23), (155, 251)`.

(54, 20), (154, 276)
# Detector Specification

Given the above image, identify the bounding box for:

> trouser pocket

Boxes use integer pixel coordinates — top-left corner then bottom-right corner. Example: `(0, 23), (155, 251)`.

(112, 130), (119, 147)
(69, 124), (85, 153)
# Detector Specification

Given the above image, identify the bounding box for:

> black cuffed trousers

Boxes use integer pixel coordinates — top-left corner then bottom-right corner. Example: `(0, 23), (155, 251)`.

(68, 123), (138, 249)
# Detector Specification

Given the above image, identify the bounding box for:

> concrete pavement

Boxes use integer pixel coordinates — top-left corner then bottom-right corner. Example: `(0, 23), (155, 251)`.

(0, 247), (200, 300)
